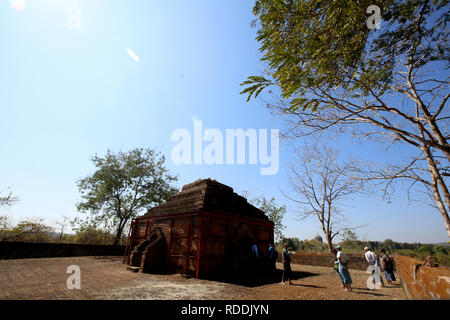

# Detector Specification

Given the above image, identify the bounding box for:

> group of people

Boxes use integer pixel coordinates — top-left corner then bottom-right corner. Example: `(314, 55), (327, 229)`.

(267, 243), (396, 291)
(364, 246), (396, 285)
(332, 246), (396, 291)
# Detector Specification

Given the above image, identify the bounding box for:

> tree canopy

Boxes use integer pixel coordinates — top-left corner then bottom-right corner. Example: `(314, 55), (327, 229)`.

(254, 196), (287, 241)
(243, 0), (448, 110)
(242, 0), (450, 237)
(76, 148), (178, 245)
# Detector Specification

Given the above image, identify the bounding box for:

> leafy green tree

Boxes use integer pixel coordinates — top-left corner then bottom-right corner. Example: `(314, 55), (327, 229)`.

(339, 230), (365, 251)
(342, 230), (359, 242)
(71, 222), (119, 245)
(242, 0), (450, 237)
(381, 238), (396, 251)
(279, 236), (301, 251)
(76, 148), (178, 245)
(253, 196), (287, 241)
(297, 239), (329, 252)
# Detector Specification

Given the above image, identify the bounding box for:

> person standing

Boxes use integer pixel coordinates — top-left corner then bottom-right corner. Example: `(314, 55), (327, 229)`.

(332, 247), (345, 288)
(364, 247), (377, 266)
(251, 242), (260, 275)
(336, 246), (352, 292)
(379, 249), (395, 285)
(268, 242), (277, 271)
(364, 247), (384, 287)
(281, 243), (293, 285)
(252, 243), (259, 258)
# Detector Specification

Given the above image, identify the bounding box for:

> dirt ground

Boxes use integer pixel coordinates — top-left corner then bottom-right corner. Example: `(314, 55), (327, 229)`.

(0, 256), (406, 300)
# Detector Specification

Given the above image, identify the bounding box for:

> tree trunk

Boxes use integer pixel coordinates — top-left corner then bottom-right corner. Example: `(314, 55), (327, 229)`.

(421, 144), (450, 238)
(443, 211), (450, 239)
(430, 174), (450, 238)
(114, 223), (124, 246)
(326, 234), (333, 253)
(321, 226), (333, 253)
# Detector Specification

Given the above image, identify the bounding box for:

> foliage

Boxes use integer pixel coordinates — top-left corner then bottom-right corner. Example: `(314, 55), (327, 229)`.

(278, 236), (301, 251)
(0, 215), (128, 245)
(253, 196), (287, 241)
(277, 236), (329, 252)
(341, 230), (359, 242)
(243, 0), (448, 110)
(242, 0), (450, 237)
(0, 217), (54, 242)
(76, 148), (178, 245)
(296, 239), (329, 252)
(275, 234), (449, 265)
(72, 224), (125, 245)
(338, 238), (450, 266)
(396, 246), (450, 267)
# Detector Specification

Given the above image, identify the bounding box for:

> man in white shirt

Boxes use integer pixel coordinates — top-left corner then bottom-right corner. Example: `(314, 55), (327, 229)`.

(364, 247), (377, 265)
(364, 247), (384, 287)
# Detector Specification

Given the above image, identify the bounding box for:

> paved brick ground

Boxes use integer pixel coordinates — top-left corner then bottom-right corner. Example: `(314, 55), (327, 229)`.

(0, 256), (406, 300)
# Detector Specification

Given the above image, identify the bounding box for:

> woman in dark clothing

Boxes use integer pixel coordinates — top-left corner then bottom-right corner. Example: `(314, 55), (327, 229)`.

(379, 249), (395, 285)
(281, 243), (293, 285)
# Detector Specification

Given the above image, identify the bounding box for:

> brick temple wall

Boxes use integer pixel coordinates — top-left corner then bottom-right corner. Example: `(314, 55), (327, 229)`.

(395, 255), (450, 300)
(0, 241), (125, 259)
(131, 213), (274, 277)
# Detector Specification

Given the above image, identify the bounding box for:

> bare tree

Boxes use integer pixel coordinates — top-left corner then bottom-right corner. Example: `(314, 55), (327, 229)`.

(55, 216), (69, 240)
(0, 187), (18, 208)
(270, 65), (450, 236)
(283, 145), (365, 252)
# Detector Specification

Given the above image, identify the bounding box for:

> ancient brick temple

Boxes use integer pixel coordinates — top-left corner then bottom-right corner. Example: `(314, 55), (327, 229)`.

(123, 178), (274, 279)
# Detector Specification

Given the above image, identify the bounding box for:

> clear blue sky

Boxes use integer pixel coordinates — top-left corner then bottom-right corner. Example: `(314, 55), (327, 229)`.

(0, 0), (447, 243)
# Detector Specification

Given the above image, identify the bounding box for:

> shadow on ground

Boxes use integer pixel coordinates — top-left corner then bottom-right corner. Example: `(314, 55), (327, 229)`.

(201, 269), (321, 288)
(351, 288), (389, 297)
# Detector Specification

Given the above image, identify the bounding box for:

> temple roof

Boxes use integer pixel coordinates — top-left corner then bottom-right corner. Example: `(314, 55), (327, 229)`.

(142, 178), (269, 222)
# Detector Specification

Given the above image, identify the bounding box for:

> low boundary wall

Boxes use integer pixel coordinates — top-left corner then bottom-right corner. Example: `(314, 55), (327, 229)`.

(277, 251), (368, 270)
(395, 255), (450, 300)
(0, 241), (125, 259)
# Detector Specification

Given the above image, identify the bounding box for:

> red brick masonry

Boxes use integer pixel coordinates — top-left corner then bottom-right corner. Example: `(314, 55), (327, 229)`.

(395, 255), (450, 300)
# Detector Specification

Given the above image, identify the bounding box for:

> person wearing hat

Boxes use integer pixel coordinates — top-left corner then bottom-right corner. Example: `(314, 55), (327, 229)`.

(336, 246), (352, 291)
(364, 247), (377, 266)
(364, 246), (384, 287)
(332, 247), (345, 288)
